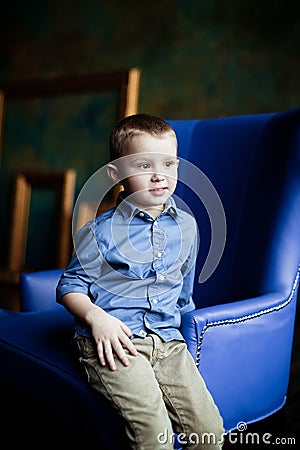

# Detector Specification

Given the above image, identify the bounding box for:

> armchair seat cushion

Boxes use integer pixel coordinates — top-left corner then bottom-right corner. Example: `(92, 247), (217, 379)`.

(0, 309), (130, 448)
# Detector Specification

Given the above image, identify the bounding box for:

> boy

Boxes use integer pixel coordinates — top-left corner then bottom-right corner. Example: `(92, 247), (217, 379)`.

(56, 114), (224, 449)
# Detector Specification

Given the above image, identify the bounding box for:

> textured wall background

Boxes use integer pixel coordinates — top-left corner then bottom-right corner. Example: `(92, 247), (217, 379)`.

(0, 0), (299, 269)
(1, 0), (300, 117)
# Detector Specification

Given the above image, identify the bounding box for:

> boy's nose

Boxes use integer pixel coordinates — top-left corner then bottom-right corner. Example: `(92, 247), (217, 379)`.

(151, 172), (165, 181)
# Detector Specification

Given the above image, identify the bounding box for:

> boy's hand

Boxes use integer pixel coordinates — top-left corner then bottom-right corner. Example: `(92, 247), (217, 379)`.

(89, 309), (138, 371)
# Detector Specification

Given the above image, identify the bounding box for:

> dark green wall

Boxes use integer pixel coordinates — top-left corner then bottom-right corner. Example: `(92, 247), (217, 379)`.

(1, 0), (300, 118)
(0, 0), (299, 270)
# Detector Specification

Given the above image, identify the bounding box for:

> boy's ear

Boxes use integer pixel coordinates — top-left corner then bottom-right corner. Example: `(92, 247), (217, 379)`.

(106, 163), (121, 182)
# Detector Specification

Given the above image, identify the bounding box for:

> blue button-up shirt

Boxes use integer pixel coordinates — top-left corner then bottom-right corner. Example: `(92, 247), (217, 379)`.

(56, 195), (198, 342)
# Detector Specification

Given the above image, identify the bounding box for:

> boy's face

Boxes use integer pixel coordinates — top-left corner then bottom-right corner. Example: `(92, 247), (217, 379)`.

(107, 132), (178, 216)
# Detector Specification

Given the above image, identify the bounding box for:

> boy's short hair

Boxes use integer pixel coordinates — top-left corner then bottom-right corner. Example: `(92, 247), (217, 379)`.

(109, 113), (176, 161)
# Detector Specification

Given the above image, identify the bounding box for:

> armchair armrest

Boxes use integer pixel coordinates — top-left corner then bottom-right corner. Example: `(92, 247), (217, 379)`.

(181, 283), (299, 432)
(181, 291), (296, 365)
(20, 269), (64, 312)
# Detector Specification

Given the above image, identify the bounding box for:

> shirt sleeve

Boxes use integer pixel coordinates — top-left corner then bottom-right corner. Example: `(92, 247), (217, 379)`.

(177, 219), (198, 316)
(56, 221), (103, 302)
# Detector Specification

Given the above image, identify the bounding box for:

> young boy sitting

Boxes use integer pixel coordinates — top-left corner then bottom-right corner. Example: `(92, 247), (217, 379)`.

(56, 113), (224, 450)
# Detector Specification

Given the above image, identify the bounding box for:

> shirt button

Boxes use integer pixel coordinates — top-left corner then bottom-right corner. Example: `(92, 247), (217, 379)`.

(157, 252), (162, 258)
(158, 274), (165, 281)
(139, 212), (144, 217)
(153, 220), (158, 226)
(139, 330), (147, 337)
(153, 298), (158, 304)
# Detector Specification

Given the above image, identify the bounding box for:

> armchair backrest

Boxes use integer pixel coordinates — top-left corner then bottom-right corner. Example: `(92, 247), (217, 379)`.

(169, 107), (300, 308)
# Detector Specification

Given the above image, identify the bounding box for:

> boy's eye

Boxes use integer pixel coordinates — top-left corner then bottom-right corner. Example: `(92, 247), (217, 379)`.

(139, 163), (151, 169)
(165, 160), (176, 167)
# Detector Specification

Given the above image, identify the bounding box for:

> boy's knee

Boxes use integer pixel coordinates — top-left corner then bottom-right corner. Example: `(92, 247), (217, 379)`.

(185, 408), (224, 449)
(198, 415), (225, 449)
(128, 410), (174, 450)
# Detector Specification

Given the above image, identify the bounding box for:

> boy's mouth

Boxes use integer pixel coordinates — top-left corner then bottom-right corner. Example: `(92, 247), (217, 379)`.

(149, 187), (168, 196)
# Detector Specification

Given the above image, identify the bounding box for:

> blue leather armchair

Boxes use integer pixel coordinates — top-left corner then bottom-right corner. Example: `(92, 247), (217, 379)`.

(0, 107), (299, 448)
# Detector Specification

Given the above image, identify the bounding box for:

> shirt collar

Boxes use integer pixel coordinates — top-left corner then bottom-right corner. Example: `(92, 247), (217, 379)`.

(116, 193), (178, 220)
